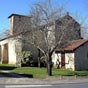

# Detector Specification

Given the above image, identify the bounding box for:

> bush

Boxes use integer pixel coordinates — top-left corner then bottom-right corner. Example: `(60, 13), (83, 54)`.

(40, 55), (53, 67)
(40, 56), (47, 67)
(21, 51), (33, 66)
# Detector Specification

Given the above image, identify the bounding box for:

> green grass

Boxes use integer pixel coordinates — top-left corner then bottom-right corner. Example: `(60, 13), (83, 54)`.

(12, 67), (47, 78)
(0, 64), (88, 78)
(75, 71), (88, 76)
(0, 64), (16, 70)
(0, 64), (15, 67)
(11, 67), (75, 78)
(52, 69), (75, 76)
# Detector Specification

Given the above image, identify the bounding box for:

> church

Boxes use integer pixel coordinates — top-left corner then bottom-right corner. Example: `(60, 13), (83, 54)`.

(0, 12), (88, 71)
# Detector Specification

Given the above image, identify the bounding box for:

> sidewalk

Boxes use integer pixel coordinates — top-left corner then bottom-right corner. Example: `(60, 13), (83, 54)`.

(0, 70), (88, 85)
(0, 76), (88, 85)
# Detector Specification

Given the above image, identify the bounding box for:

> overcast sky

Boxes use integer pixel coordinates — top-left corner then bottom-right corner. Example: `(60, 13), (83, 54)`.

(0, 0), (88, 36)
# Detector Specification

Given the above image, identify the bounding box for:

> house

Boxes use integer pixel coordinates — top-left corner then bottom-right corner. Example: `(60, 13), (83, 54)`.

(52, 39), (88, 71)
(0, 12), (88, 71)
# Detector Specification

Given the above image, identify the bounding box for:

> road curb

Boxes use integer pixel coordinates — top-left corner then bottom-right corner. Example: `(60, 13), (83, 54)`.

(0, 77), (88, 85)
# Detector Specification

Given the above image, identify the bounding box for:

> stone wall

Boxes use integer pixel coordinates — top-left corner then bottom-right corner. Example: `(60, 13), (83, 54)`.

(75, 42), (88, 70)
(55, 15), (81, 48)
(8, 14), (31, 35)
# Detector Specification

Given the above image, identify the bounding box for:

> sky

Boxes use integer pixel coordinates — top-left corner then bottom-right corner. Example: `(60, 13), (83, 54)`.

(0, 0), (88, 34)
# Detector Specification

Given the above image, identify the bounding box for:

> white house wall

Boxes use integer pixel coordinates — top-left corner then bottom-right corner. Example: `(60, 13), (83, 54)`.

(0, 37), (18, 64)
(0, 39), (9, 64)
(52, 52), (61, 68)
(8, 38), (16, 64)
(65, 53), (75, 70)
(52, 52), (75, 70)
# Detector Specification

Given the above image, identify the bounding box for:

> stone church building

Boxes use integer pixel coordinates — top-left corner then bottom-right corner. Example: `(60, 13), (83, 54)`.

(0, 13), (88, 71)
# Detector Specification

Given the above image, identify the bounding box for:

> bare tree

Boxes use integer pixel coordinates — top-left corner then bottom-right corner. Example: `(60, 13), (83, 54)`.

(22, 1), (80, 76)
(10, 1), (81, 76)
(30, 2), (65, 76)
(73, 11), (88, 39)
(0, 29), (9, 39)
(17, 1), (65, 76)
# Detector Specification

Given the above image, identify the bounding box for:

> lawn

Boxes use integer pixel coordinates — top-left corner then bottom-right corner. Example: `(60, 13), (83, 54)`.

(12, 67), (47, 78)
(0, 64), (88, 78)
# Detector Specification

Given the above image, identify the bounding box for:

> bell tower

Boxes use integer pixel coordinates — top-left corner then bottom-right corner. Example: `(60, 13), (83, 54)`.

(8, 14), (31, 35)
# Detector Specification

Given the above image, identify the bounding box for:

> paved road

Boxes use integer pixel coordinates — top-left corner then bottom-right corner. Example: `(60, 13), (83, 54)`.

(0, 82), (88, 88)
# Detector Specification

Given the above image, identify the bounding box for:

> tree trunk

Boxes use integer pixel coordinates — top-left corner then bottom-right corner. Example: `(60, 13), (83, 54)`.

(38, 57), (41, 67)
(38, 49), (41, 67)
(47, 53), (52, 76)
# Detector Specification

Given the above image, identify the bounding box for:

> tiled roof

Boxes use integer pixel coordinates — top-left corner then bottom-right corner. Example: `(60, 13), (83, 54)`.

(55, 39), (88, 52)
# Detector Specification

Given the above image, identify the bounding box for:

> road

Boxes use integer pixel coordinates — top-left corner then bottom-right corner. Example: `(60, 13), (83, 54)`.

(0, 82), (88, 88)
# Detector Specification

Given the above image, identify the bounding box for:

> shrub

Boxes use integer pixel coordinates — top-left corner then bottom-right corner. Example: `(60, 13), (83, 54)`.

(21, 51), (33, 66)
(40, 56), (47, 67)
